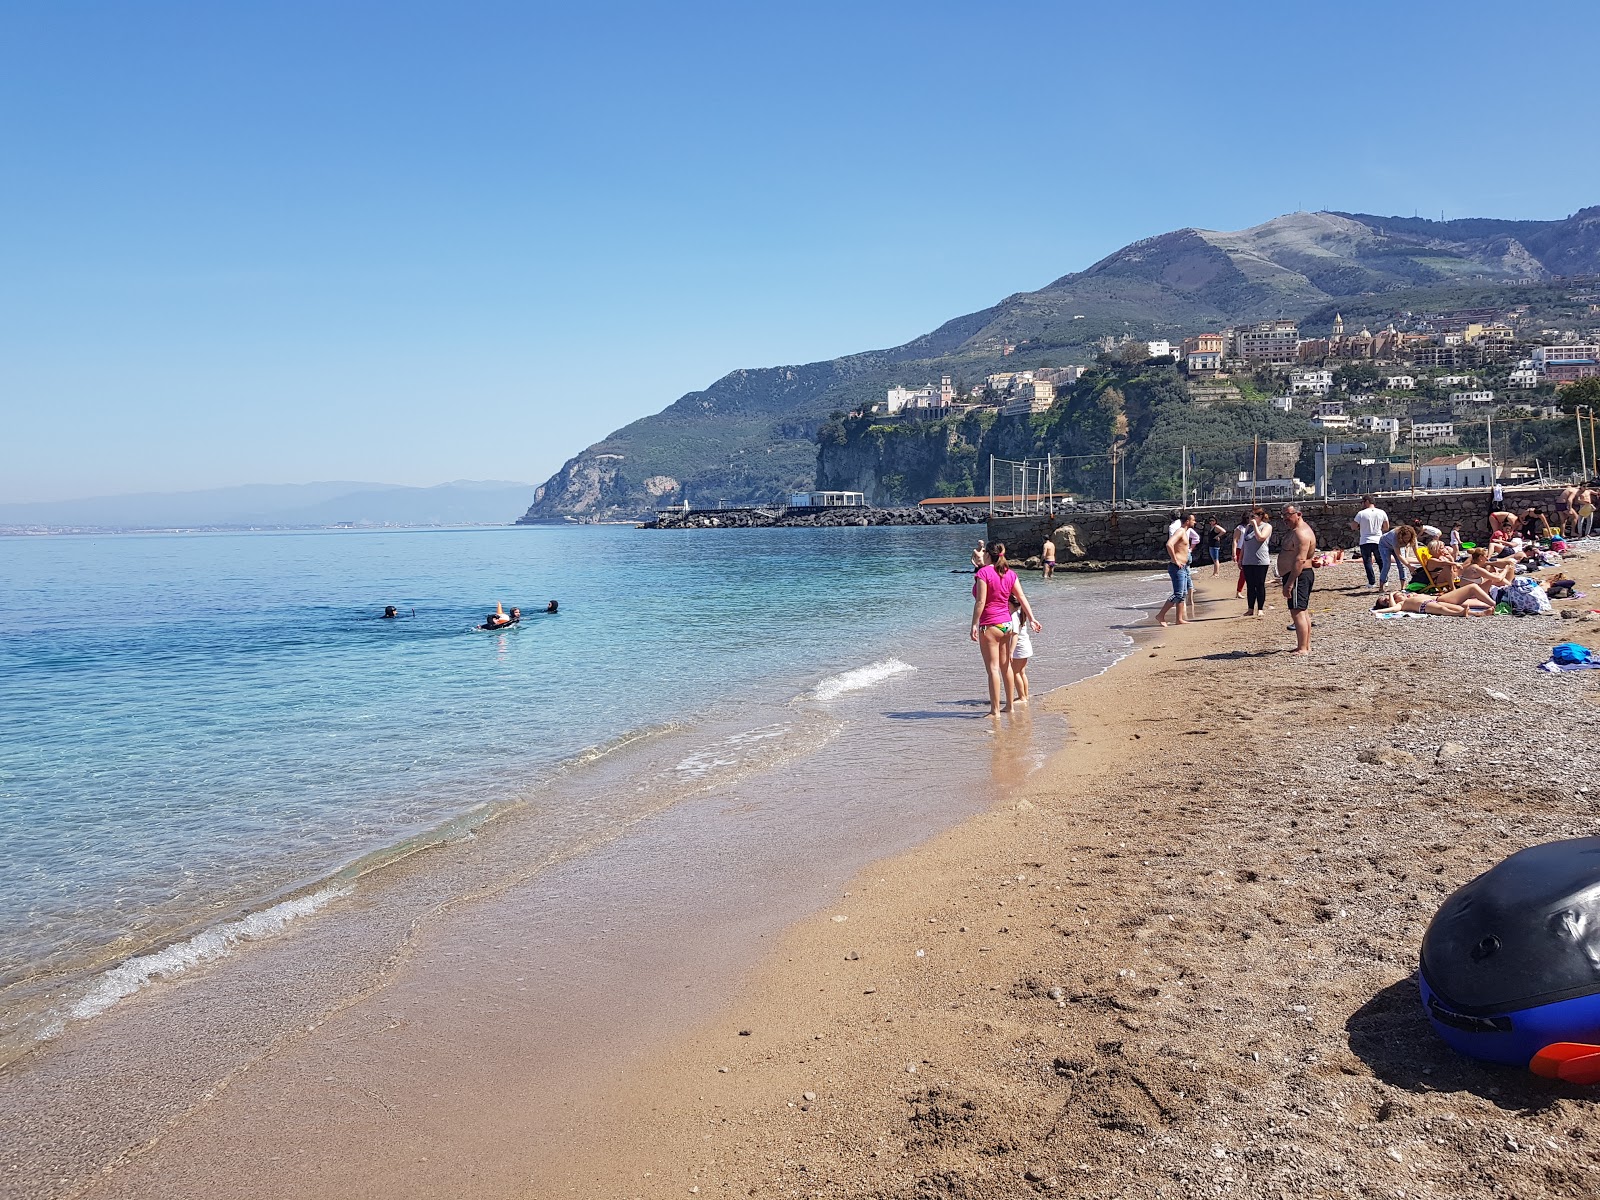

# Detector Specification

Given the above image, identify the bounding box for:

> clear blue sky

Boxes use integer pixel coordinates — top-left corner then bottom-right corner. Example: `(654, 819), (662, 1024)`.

(2, 0), (1595, 503)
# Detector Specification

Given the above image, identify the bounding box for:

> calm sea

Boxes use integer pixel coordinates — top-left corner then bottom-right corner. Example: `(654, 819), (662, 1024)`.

(0, 523), (1149, 1060)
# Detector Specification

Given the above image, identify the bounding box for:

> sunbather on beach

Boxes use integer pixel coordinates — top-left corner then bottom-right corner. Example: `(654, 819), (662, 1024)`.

(1373, 585), (1494, 617)
(1459, 548), (1515, 589)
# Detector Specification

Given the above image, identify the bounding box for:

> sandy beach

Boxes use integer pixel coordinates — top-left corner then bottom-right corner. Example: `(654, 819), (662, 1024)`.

(8, 551), (1599, 1200)
(535, 558), (1600, 1199)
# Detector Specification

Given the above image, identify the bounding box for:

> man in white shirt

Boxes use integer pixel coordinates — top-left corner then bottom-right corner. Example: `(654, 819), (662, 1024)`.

(1349, 495), (1390, 591)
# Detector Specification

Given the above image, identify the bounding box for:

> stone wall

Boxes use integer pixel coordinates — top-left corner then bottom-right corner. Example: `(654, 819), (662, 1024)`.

(987, 488), (1569, 566)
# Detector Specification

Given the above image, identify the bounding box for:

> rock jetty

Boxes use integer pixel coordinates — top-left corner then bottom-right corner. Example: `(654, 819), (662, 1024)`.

(646, 505), (989, 530)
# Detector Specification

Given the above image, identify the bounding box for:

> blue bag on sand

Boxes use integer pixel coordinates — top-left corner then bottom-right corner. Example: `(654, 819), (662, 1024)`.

(1551, 643), (1593, 666)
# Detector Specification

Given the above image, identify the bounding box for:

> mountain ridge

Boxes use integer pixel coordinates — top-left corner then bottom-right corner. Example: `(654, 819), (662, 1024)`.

(523, 207), (1600, 522)
(1, 480), (536, 530)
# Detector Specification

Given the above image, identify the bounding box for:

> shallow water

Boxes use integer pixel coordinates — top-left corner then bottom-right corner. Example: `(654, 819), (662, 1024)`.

(0, 524), (1151, 1060)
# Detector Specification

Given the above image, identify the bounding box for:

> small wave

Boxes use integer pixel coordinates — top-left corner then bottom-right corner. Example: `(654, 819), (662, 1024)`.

(674, 724), (791, 777)
(809, 658), (916, 702)
(65, 885), (349, 1025)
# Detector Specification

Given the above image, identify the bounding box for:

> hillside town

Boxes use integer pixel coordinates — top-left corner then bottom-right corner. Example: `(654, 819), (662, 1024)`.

(867, 300), (1600, 497)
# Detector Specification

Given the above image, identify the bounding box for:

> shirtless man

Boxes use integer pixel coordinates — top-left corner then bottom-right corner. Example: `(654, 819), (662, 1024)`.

(1558, 485), (1579, 536)
(1155, 517), (1193, 627)
(1041, 537), (1057, 580)
(1278, 505), (1317, 655)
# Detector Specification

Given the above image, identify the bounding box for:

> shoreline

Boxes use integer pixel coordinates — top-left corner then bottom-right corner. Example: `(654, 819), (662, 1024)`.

(8, 552), (1597, 1198)
(533, 563), (1600, 1199)
(0, 559), (1144, 1199)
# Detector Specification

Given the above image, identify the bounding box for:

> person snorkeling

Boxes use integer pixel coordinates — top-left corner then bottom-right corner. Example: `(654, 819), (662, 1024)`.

(479, 602), (518, 630)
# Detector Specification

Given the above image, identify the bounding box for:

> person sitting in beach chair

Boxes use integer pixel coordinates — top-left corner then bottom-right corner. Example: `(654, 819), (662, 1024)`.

(1416, 549), (1459, 593)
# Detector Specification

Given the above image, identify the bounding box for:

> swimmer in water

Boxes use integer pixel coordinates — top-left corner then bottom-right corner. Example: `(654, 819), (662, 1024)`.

(545, 600), (559, 614)
(481, 602), (514, 630)
(382, 605), (399, 619)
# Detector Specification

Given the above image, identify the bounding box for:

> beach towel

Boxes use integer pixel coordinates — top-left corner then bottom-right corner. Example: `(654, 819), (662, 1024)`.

(1374, 610), (1430, 620)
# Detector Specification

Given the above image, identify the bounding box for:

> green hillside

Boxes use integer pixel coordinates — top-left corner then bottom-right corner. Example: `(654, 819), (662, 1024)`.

(520, 207), (1600, 521)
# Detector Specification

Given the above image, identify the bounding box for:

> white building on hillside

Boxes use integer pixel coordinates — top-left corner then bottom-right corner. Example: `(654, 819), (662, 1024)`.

(1145, 340), (1174, 359)
(1407, 421), (1456, 446)
(1384, 375), (1416, 390)
(1271, 395), (1294, 412)
(1508, 366), (1540, 389)
(1290, 368), (1335, 395)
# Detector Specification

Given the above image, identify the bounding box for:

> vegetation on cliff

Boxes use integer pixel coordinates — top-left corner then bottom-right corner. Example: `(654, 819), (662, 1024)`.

(816, 364), (1321, 505)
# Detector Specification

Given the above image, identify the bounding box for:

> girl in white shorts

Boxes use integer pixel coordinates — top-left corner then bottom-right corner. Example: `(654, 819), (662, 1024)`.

(1009, 592), (1035, 705)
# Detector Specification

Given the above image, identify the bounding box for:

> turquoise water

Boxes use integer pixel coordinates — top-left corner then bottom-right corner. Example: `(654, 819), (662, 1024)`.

(0, 522), (1152, 1059)
(0, 525), (987, 984)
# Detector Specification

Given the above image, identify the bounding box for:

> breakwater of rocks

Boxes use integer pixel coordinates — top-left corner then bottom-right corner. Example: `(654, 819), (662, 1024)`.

(646, 505), (987, 530)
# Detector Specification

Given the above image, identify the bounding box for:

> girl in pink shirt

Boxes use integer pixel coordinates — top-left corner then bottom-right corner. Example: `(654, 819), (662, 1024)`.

(969, 541), (1040, 716)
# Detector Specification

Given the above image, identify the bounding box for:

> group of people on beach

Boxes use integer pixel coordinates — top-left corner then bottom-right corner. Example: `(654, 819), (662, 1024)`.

(1151, 491), (1585, 648)
(1157, 505), (1319, 651)
(970, 540), (1041, 716)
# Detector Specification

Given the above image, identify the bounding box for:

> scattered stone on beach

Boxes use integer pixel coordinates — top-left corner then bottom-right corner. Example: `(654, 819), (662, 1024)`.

(845, 951), (859, 961)
(802, 1091), (816, 1102)
(548, 555), (1600, 1200)
(1357, 746), (1416, 768)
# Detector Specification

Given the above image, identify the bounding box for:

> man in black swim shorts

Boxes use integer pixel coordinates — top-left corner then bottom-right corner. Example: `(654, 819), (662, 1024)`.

(1278, 504), (1317, 656)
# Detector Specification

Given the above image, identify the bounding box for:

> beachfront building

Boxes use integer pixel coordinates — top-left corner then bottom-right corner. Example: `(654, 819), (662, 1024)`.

(1406, 421), (1457, 447)
(787, 491), (866, 508)
(1418, 455), (1496, 490)
(1330, 457), (1413, 496)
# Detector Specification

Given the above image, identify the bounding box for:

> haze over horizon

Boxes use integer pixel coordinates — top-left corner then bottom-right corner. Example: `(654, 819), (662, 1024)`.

(3, 0), (1596, 504)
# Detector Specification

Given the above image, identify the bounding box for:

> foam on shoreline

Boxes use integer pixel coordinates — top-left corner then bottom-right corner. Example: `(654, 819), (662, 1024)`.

(807, 658), (916, 701)
(61, 885), (350, 1030)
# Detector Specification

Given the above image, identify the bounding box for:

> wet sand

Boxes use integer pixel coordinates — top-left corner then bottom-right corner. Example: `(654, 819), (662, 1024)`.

(2, 572), (1142, 1200)
(535, 561), (1600, 1199)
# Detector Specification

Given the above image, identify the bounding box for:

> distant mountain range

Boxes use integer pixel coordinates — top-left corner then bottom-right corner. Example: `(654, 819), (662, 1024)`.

(0, 480), (536, 530)
(522, 207), (1600, 522)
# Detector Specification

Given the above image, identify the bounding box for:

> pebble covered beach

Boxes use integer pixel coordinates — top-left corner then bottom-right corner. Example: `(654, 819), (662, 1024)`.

(539, 546), (1600, 1199)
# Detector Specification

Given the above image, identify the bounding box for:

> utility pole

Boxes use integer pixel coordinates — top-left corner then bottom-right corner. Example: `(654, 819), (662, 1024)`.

(1252, 434), (1260, 504)
(988, 456), (994, 520)
(1486, 411), (1496, 492)
(1580, 407), (1591, 479)
(1181, 445), (1188, 509)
